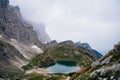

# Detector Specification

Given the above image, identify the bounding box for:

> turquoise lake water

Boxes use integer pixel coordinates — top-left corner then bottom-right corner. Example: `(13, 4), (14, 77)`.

(46, 61), (80, 73)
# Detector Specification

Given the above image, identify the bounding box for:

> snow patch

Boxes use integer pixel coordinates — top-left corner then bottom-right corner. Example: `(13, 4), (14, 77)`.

(0, 35), (3, 38)
(10, 39), (43, 60)
(31, 45), (43, 53)
(10, 39), (18, 43)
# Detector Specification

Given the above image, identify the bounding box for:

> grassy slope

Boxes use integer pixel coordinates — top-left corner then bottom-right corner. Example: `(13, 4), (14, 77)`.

(21, 44), (97, 80)
(70, 42), (120, 80)
(22, 44), (93, 70)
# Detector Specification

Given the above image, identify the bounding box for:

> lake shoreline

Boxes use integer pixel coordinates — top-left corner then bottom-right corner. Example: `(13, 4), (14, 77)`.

(25, 68), (48, 75)
(25, 65), (81, 75)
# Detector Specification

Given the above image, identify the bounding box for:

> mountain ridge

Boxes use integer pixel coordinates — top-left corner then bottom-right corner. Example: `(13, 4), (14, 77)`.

(75, 41), (102, 58)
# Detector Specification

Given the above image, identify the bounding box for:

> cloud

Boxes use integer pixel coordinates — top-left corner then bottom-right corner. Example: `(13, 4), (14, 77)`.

(10, 0), (120, 54)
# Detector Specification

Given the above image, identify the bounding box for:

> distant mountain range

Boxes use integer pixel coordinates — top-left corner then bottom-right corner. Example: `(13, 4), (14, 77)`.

(47, 40), (102, 59)
(75, 41), (102, 58)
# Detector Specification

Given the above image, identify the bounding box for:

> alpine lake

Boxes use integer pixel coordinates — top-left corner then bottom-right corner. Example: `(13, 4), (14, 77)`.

(46, 60), (80, 73)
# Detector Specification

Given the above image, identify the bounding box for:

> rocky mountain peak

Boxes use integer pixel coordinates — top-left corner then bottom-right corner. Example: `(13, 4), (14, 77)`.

(0, 0), (9, 8)
(0, 0), (44, 47)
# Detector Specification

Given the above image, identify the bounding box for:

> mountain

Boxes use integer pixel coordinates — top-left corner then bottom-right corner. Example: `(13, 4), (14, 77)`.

(0, 0), (45, 78)
(11, 42), (119, 80)
(23, 42), (99, 70)
(75, 41), (102, 58)
(29, 22), (51, 43)
(70, 42), (120, 80)
(0, 0), (113, 80)
(0, 37), (25, 78)
(0, 0), (50, 47)
(88, 42), (120, 80)
(47, 40), (102, 59)
(75, 42), (92, 50)
(0, 33), (43, 79)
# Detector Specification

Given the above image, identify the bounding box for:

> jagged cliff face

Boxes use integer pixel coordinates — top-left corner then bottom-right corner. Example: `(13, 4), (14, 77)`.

(0, 36), (26, 78)
(0, 0), (45, 78)
(0, 0), (43, 46)
(0, 35), (43, 78)
(30, 23), (51, 43)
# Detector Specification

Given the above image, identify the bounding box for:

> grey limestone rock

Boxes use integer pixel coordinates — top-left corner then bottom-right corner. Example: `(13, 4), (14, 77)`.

(90, 64), (120, 80)
(101, 55), (112, 65)
(0, 0), (43, 48)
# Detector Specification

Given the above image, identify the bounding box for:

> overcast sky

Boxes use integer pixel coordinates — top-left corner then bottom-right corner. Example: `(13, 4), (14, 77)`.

(10, 0), (120, 54)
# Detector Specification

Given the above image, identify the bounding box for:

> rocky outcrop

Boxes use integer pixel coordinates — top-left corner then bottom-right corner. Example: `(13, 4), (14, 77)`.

(59, 40), (74, 45)
(90, 64), (120, 80)
(29, 23), (51, 43)
(0, 0), (44, 47)
(0, 0), (45, 78)
(88, 42), (120, 80)
(46, 40), (57, 47)
(0, 35), (43, 78)
(0, 0), (9, 8)
(0, 37), (25, 78)
(69, 42), (120, 80)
